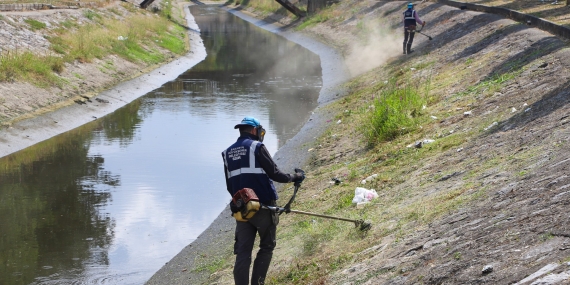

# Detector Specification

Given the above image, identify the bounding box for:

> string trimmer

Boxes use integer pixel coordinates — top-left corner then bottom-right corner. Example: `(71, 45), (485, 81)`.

(264, 169), (372, 232)
(415, 25), (433, 40)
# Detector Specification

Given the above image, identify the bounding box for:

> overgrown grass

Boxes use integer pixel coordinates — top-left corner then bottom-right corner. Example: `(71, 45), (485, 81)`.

(50, 14), (184, 64)
(0, 51), (64, 87)
(363, 78), (428, 145)
(0, 3), (187, 87)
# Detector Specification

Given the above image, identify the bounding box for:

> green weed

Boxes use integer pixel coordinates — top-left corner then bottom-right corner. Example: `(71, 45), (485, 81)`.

(0, 51), (63, 87)
(194, 257), (228, 273)
(457, 70), (521, 97)
(24, 18), (46, 30)
(83, 9), (101, 21)
(61, 20), (76, 29)
(297, 13), (330, 30)
(363, 79), (427, 145)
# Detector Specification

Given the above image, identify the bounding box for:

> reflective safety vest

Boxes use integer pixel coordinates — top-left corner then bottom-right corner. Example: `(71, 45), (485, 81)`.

(222, 137), (277, 204)
(403, 9), (417, 27)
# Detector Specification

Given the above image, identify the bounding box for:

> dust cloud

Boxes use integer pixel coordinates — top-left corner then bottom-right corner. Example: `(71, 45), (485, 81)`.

(345, 19), (401, 76)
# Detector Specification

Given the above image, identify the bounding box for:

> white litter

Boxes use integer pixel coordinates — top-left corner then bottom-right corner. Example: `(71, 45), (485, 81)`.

(352, 187), (379, 204)
(484, 122), (498, 131)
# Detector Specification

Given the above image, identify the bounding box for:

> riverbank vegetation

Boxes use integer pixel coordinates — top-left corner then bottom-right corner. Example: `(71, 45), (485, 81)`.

(0, 1), (187, 87)
(203, 0), (570, 283)
(224, 0), (306, 17)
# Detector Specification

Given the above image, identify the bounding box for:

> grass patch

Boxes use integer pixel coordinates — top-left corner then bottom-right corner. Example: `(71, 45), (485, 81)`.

(0, 51), (63, 87)
(83, 9), (102, 21)
(24, 18), (46, 30)
(297, 13), (330, 30)
(363, 78), (428, 145)
(456, 69), (521, 98)
(194, 257), (228, 273)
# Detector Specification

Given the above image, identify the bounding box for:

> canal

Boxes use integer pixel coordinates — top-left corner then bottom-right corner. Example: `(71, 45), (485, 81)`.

(0, 5), (322, 285)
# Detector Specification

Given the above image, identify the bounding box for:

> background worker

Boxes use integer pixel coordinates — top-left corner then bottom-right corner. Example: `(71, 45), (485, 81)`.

(222, 116), (305, 285)
(403, 2), (426, 54)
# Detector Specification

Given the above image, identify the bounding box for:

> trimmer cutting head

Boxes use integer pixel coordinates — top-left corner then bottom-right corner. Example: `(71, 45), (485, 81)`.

(355, 220), (372, 231)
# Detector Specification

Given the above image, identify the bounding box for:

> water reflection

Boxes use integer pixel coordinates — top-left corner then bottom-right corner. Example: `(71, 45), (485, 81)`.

(0, 5), (321, 285)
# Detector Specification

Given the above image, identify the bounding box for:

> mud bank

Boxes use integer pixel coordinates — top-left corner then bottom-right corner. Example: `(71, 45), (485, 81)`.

(0, 3), (207, 159)
(145, 5), (352, 285)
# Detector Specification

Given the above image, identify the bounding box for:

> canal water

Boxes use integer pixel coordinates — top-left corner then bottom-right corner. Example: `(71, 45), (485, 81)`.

(0, 5), (321, 285)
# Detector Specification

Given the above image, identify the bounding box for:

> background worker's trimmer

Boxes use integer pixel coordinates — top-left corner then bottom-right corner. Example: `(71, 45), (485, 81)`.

(264, 169), (372, 232)
(415, 25), (433, 40)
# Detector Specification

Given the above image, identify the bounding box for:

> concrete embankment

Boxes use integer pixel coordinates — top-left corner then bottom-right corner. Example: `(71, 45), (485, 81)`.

(0, 3), (207, 159)
(145, 4), (352, 285)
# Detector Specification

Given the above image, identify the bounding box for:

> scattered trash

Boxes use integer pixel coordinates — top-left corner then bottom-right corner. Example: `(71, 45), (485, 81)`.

(407, 139), (435, 148)
(117, 36), (127, 41)
(410, 67), (416, 71)
(337, 120), (342, 124)
(511, 107), (517, 113)
(330, 177), (342, 185)
(360, 174), (377, 184)
(464, 111), (472, 116)
(352, 187), (378, 204)
(484, 122), (498, 131)
(482, 265), (493, 274)
(308, 148), (314, 152)
(430, 115), (438, 119)
(525, 108), (531, 112)
(523, 102), (528, 107)
(457, 147), (463, 152)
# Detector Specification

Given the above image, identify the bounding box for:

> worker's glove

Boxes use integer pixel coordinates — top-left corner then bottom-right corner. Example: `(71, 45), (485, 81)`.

(292, 168), (306, 183)
(422, 21), (426, 26)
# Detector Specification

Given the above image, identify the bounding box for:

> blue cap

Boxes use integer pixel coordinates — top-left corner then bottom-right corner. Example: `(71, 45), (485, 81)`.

(234, 116), (261, 129)
(408, 2), (413, 8)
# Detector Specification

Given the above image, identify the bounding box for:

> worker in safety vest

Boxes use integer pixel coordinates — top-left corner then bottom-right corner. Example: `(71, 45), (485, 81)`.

(403, 2), (426, 54)
(222, 116), (305, 285)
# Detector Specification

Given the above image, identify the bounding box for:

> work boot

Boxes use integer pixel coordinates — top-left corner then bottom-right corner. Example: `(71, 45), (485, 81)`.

(406, 44), (413, 54)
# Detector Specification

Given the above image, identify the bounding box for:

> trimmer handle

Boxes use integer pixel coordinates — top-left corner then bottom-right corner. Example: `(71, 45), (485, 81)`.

(294, 168), (305, 187)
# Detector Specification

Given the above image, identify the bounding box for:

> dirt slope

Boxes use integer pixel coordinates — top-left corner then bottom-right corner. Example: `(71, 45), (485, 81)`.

(298, 1), (570, 284)
(197, 1), (570, 284)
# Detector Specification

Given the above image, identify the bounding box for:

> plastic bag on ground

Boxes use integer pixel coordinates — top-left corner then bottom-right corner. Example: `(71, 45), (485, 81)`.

(352, 187), (379, 204)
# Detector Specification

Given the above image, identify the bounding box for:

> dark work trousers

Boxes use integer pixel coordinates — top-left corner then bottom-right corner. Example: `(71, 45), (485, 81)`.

(234, 208), (278, 285)
(403, 27), (416, 53)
